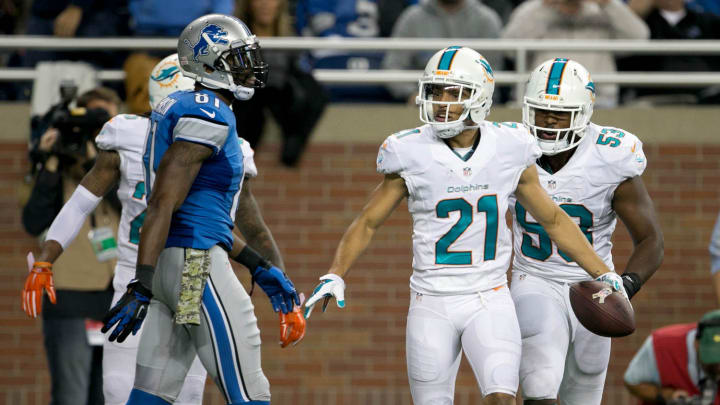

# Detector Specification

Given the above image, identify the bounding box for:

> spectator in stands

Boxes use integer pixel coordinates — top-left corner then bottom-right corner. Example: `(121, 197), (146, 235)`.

(235, 0), (328, 166)
(123, 1), (235, 113)
(624, 309), (720, 404)
(711, 213), (720, 306)
(378, 0), (419, 37)
(381, 0), (503, 103)
(620, 0), (720, 104)
(22, 87), (121, 405)
(129, 0), (234, 37)
(295, 0), (395, 101)
(21, 0), (129, 69)
(502, 0), (650, 108)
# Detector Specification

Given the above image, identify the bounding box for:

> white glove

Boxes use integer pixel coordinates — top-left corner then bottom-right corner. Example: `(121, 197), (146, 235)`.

(304, 273), (346, 319)
(595, 272), (630, 301)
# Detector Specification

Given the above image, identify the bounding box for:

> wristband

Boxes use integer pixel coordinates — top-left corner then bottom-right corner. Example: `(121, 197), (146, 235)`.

(233, 246), (270, 274)
(621, 272), (642, 299)
(135, 264), (155, 289)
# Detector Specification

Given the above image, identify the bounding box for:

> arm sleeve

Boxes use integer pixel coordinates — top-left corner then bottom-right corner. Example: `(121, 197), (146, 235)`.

(711, 213), (720, 275)
(173, 116), (230, 155)
(603, 0), (651, 39)
(45, 185), (102, 250)
(624, 336), (662, 386)
(22, 170), (64, 236)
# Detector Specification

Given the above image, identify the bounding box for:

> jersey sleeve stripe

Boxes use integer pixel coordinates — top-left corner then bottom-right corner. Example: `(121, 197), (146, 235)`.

(173, 116), (229, 153)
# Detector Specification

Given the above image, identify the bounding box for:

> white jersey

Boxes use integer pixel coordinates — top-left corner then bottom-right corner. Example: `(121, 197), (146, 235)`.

(377, 122), (541, 295)
(95, 114), (258, 285)
(508, 122), (647, 283)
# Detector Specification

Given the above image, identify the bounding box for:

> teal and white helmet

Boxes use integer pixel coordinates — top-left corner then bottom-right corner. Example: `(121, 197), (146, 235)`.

(417, 46), (495, 139)
(177, 14), (268, 101)
(148, 54), (195, 110)
(523, 58), (595, 155)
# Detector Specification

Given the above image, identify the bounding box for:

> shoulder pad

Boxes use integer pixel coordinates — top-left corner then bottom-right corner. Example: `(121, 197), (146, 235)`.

(95, 114), (148, 152)
(376, 127), (423, 175)
(488, 121), (541, 168)
(171, 92), (230, 154)
(593, 126), (646, 181)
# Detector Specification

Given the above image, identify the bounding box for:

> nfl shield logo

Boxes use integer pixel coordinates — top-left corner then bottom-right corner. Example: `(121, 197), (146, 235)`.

(463, 167), (472, 176)
(547, 180), (557, 190)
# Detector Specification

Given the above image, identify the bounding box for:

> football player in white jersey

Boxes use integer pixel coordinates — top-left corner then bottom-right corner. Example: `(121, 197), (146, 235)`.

(303, 47), (630, 405)
(20, 54), (293, 405)
(508, 58), (664, 405)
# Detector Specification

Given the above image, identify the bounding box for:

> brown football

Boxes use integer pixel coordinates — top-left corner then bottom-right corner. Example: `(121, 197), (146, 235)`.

(569, 280), (636, 338)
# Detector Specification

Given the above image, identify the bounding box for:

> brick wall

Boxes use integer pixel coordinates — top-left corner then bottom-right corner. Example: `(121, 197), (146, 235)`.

(1, 140), (718, 405)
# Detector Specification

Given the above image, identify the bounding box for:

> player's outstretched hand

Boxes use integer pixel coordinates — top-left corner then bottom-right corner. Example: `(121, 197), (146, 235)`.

(279, 297), (306, 348)
(304, 273), (345, 319)
(101, 280), (152, 343)
(595, 272), (630, 301)
(253, 265), (300, 314)
(22, 262), (56, 318)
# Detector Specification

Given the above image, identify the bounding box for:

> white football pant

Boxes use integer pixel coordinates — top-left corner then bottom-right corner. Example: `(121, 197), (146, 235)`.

(406, 285), (521, 405)
(511, 271), (611, 404)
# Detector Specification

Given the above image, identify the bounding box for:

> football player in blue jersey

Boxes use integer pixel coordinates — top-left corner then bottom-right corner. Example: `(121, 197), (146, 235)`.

(101, 14), (302, 405)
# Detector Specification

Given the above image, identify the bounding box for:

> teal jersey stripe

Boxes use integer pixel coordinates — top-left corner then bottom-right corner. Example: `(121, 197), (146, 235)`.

(545, 58), (569, 95)
(437, 47), (461, 70)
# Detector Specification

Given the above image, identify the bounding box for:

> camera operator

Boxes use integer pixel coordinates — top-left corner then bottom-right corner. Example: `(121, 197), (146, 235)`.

(624, 310), (720, 405)
(21, 87), (121, 405)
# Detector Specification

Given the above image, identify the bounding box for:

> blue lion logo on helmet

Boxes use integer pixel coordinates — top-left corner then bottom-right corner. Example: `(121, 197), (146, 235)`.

(183, 23), (229, 63)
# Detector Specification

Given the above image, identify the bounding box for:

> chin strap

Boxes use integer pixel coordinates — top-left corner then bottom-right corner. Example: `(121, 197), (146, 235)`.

(228, 82), (255, 100)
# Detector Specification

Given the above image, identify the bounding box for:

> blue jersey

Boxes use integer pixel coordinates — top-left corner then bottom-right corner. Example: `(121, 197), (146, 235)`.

(143, 89), (243, 251)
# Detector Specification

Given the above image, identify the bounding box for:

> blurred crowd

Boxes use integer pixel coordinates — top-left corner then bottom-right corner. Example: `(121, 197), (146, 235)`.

(0, 0), (718, 107)
(2, 0), (720, 167)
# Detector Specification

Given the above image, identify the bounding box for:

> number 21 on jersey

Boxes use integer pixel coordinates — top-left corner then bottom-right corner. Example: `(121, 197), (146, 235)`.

(435, 195), (498, 265)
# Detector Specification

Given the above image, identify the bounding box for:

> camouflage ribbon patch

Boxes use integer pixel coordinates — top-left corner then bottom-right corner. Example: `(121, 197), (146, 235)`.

(176, 248), (211, 325)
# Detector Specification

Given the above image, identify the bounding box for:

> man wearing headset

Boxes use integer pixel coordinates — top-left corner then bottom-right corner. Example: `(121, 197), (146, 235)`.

(624, 309), (720, 405)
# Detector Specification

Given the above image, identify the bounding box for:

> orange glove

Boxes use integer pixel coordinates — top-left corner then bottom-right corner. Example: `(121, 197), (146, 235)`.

(279, 306), (306, 348)
(22, 262), (56, 318)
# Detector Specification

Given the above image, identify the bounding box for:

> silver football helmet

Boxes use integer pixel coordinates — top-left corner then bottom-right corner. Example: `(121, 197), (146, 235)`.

(177, 14), (268, 101)
(148, 54), (196, 110)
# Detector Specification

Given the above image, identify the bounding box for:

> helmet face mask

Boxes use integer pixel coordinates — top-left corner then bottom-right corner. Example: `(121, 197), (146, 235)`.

(215, 41), (268, 89)
(178, 14), (268, 100)
(523, 58), (595, 156)
(417, 47), (495, 139)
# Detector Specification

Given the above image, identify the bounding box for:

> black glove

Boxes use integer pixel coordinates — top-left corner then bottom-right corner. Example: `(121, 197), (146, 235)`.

(101, 279), (152, 343)
(621, 272), (642, 300)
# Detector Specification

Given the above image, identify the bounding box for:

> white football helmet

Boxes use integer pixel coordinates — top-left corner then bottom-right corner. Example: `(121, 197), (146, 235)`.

(148, 54), (196, 111)
(177, 14), (268, 101)
(523, 58), (596, 155)
(417, 46), (495, 139)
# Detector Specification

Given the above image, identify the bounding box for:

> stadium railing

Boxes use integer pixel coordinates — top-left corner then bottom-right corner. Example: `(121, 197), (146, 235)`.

(2, 36), (720, 101)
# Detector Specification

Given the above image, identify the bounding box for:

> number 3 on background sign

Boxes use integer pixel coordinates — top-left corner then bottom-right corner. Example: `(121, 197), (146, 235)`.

(435, 195), (498, 265)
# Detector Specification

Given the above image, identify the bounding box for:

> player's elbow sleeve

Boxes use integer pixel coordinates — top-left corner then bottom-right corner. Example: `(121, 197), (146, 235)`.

(46, 185), (101, 249)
